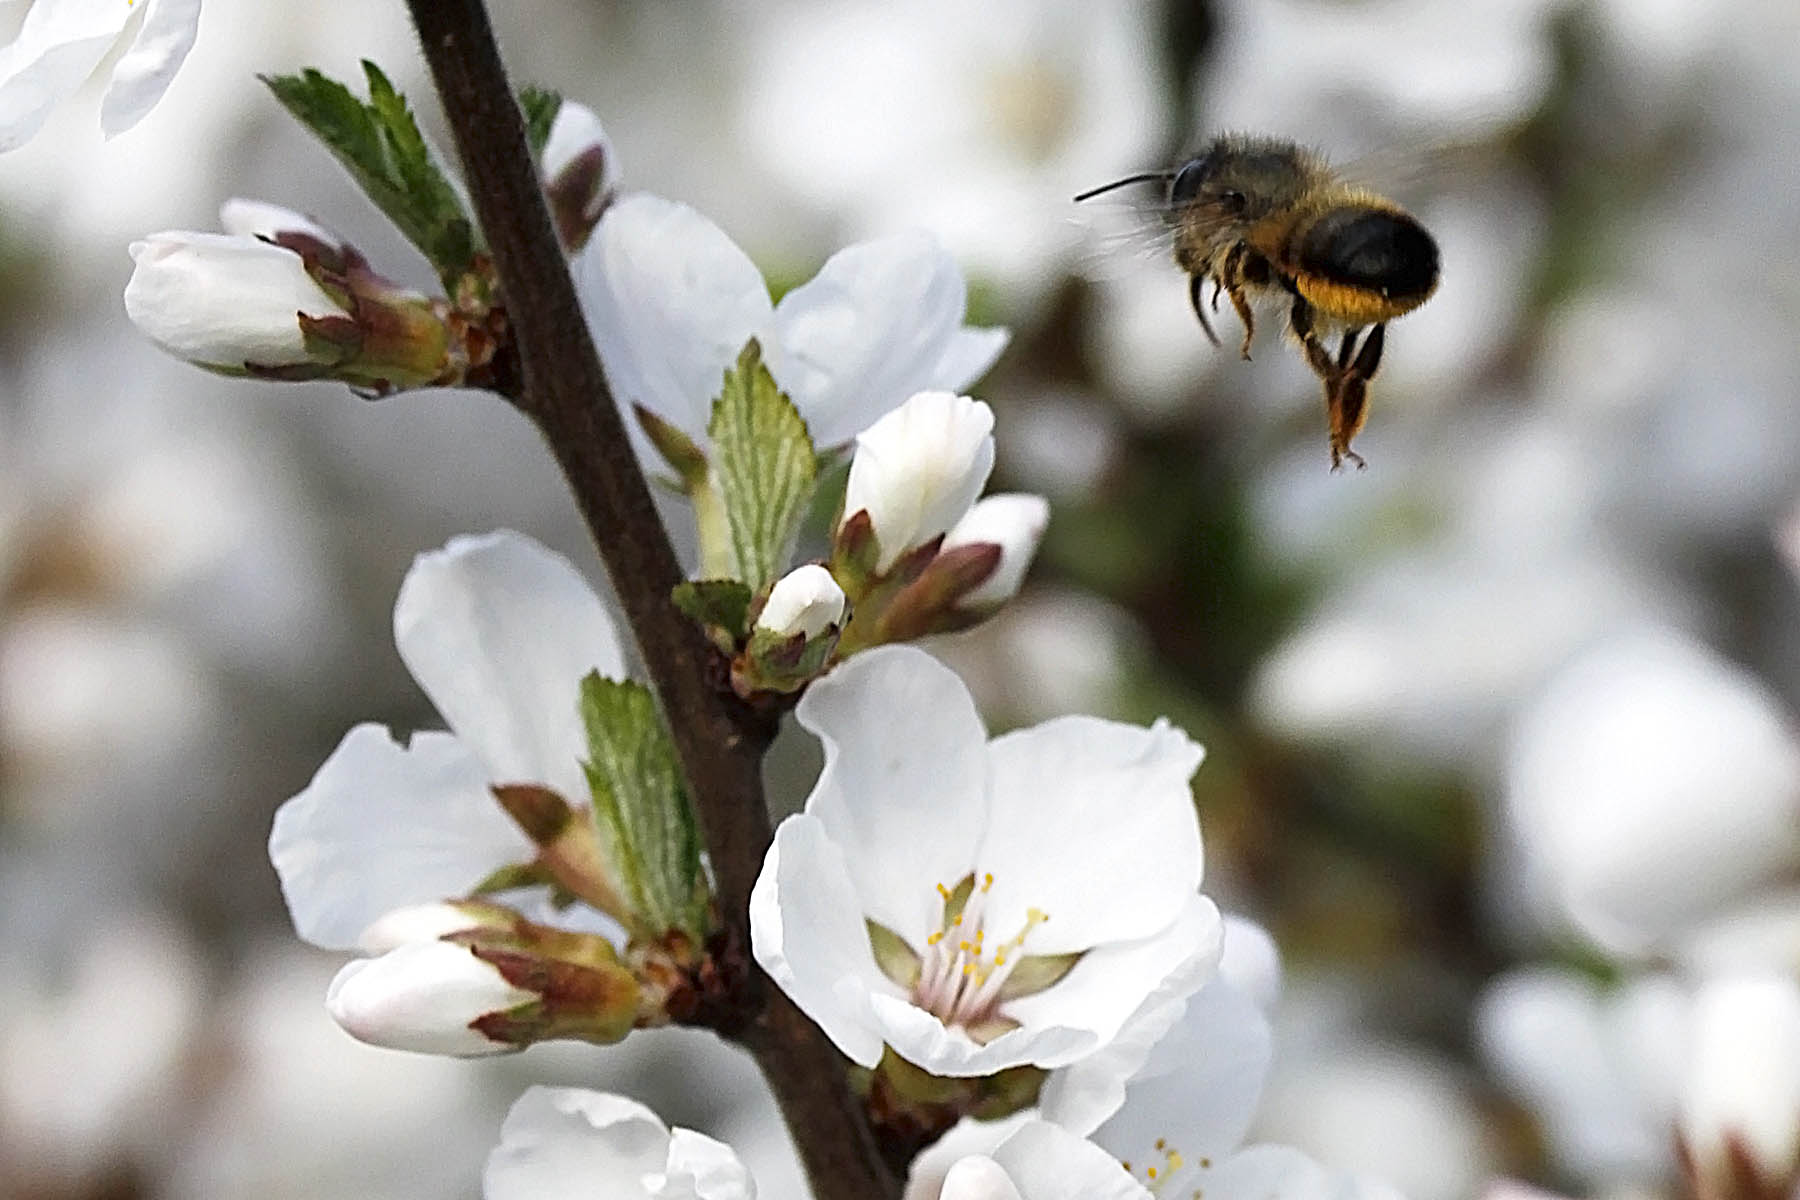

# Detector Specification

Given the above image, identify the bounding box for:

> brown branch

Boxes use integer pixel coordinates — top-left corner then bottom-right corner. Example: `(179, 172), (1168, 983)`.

(403, 4), (895, 1197)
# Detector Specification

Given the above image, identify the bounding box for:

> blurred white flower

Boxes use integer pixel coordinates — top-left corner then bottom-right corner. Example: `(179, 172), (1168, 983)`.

(755, 563), (845, 640)
(484, 1087), (755, 1200)
(1679, 975), (1800, 1200)
(1476, 967), (1685, 1189)
(841, 391), (996, 573)
(124, 230), (352, 372)
(742, 0), (1170, 306)
(941, 494), (1051, 610)
(1504, 627), (1800, 958)
(751, 645), (1220, 1077)
(576, 192), (1006, 467)
(0, 0), (201, 151)
(270, 530), (622, 953)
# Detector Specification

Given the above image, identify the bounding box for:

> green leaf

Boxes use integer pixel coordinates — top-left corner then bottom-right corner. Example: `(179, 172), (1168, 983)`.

(579, 673), (709, 939)
(707, 338), (819, 593)
(519, 86), (563, 160)
(262, 62), (482, 289)
(671, 578), (753, 646)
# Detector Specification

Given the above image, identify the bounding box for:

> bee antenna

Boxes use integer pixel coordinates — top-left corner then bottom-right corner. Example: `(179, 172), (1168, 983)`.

(1072, 171), (1175, 203)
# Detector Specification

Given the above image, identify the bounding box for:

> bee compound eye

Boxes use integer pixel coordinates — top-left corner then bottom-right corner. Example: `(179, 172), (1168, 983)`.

(1219, 190), (1247, 214)
(1170, 157), (1209, 204)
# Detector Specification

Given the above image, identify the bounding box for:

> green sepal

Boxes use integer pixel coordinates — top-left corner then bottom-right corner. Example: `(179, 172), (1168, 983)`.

(518, 86), (562, 160)
(734, 623), (839, 696)
(707, 338), (819, 593)
(262, 62), (482, 290)
(866, 920), (921, 990)
(671, 578), (753, 651)
(635, 404), (709, 488)
(996, 951), (1082, 1001)
(579, 673), (711, 942)
(469, 861), (557, 894)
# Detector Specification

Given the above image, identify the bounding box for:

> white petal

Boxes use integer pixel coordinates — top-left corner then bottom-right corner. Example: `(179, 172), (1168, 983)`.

(484, 1087), (671, 1200)
(99, 0), (201, 136)
(1003, 895), (1222, 1070)
(768, 230), (969, 448)
(842, 392), (995, 572)
(357, 902), (493, 955)
(942, 494), (1050, 609)
(932, 327), (1010, 396)
(541, 100), (618, 197)
(749, 814), (897, 1069)
(1218, 915), (1283, 1012)
(326, 941), (532, 1057)
(978, 717), (1203, 953)
(906, 1114), (1036, 1200)
(394, 530), (624, 807)
(1086, 975), (1273, 1171)
(795, 645), (989, 945)
(755, 563), (845, 638)
(218, 197), (344, 248)
(872, 989), (1097, 1078)
(574, 193), (772, 448)
(939, 1156), (1025, 1200)
(0, 0), (131, 151)
(269, 723), (532, 951)
(1043, 913), (1268, 1139)
(658, 1127), (758, 1200)
(124, 231), (347, 368)
(989, 1120), (1151, 1200)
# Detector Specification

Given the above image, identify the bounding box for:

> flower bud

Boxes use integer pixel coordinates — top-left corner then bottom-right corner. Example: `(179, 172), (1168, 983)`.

(218, 198), (346, 254)
(756, 564), (846, 640)
(326, 940), (537, 1057)
(124, 232), (352, 373)
(840, 391), (995, 573)
(541, 101), (618, 252)
(940, 493), (1050, 609)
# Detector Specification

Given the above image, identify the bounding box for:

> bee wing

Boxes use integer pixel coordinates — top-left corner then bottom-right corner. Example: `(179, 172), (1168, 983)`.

(1066, 187), (1181, 283)
(1332, 136), (1509, 207)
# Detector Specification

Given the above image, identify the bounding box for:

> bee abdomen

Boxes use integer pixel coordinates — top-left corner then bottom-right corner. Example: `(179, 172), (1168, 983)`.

(1293, 206), (1439, 303)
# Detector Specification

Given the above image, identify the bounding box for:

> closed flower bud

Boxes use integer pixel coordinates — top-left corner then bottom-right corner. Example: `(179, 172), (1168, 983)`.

(841, 391), (995, 573)
(356, 901), (513, 955)
(124, 231), (351, 373)
(325, 940), (537, 1057)
(756, 564), (846, 640)
(541, 101), (618, 251)
(941, 493), (1050, 609)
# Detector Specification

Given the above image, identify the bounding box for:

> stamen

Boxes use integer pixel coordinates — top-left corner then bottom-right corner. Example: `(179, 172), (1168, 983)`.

(913, 873), (1051, 1030)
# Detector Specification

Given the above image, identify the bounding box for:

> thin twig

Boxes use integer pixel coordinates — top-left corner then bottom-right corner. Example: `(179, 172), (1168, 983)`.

(403, 4), (896, 1196)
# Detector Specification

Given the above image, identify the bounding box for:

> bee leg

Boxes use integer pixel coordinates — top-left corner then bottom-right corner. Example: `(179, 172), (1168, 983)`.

(1337, 328), (1362, 372)
(1287, 294), (1337, 381)
(1188, 274), (1221, 347)
(1227, 287), (1256, 360)
(1327, 324), (1384, 471)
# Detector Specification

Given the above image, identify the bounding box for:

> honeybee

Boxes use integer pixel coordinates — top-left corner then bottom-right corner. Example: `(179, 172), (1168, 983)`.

(1077, 134), (1441, 470)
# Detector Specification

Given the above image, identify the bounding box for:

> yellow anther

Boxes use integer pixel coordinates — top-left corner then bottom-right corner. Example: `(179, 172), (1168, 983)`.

(1147, 1167), (1159, 1180)
(1155, 1139), (1167, 1150)
(937, 883), (951, 899)
(982, 873), (994, 890)
(927, 931), (943, 945)
(1168, 1152), (1185, 1170)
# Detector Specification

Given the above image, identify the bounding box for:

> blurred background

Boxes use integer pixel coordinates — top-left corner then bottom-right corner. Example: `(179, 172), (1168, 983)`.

(3, 0), (1798, 1197)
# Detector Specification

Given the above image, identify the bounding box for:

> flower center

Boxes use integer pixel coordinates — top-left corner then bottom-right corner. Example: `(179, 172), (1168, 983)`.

(913, 872), (1048, 1029)
(1119, 1136), (1209, 1198)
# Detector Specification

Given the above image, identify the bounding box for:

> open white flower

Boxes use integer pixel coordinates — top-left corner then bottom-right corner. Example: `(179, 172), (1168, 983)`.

(575, 192), (1007, 465)
(938, 1120), (1151, 1200)
(269, 530), (624, 952)
(484, 1087), (754, 1200)
(1679, 974), (1800, 1200)
(750, 644), (1220, 1077)
(0, 0), (202, 151)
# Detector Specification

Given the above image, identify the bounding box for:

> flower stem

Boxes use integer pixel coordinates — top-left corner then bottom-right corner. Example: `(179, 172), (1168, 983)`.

(402, 4), (895, 1196)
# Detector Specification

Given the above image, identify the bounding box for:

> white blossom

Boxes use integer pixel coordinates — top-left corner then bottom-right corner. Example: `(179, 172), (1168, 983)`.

(750, 644), (1220, 1077)
(1679, 975), (1800, 1200)
(0, 0), (202, 151)
(841, 391), (996, 573)
(484, 1087), (755, 1200)
(575, 192), (1006, 466)
(123, 231), (350, 372)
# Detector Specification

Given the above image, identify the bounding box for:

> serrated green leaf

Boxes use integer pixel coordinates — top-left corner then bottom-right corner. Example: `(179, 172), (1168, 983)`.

(519, 86), (563, 160)
(707, 339), (819, 593)
(262, 62), (481, 289)
(579, 673), (709, 939)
